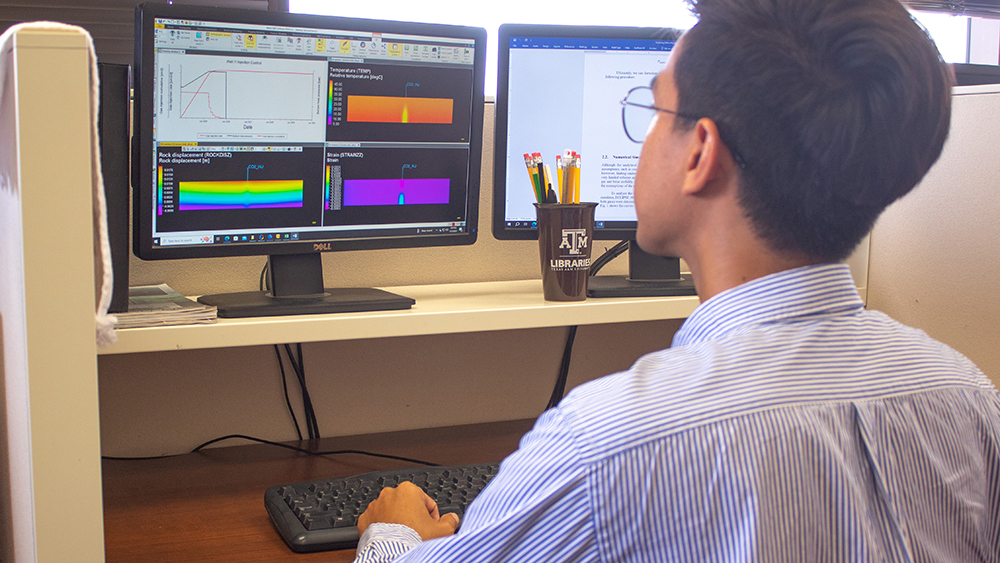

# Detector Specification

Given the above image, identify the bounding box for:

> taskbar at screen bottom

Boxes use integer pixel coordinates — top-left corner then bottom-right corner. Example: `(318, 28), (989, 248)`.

(503, 220), (636, 231)
(153, 223), (468, 248)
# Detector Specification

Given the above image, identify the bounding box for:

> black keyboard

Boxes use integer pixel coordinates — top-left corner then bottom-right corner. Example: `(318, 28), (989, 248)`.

(264, 462), (499, 553)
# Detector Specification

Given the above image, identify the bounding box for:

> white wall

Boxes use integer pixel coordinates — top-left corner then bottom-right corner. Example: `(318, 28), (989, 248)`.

(868, 85), (1000, 389)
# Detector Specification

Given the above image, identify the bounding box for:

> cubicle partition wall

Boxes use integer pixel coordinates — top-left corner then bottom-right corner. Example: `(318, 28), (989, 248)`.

(0, 27), (106, 563)
(869, 84), (1000, 387)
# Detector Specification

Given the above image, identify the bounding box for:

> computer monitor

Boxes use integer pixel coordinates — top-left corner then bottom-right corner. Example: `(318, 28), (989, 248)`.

(132, 3), (486, 317)
(954, 63), (1000, 86)
(492, 24), (695, 297)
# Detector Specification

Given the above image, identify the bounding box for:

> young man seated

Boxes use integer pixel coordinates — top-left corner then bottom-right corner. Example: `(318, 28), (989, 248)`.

(354, 0), (1000, 560)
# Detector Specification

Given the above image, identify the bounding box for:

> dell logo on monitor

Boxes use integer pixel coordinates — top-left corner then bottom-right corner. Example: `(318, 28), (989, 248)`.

(313, 243), (331, 251)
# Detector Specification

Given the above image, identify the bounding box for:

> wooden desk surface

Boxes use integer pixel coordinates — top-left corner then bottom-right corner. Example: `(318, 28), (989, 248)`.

(102, 419), (535, 562)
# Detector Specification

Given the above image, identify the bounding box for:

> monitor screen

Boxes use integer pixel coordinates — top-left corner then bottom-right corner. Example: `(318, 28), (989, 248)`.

(492, 24), (678, 241)
(492, 24), (694, 298)
(132, 3), (486, 316)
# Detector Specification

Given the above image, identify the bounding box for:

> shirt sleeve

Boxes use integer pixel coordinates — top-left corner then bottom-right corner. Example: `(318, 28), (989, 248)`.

(354, 523), (422, 563)
(350, 407), (600, 563)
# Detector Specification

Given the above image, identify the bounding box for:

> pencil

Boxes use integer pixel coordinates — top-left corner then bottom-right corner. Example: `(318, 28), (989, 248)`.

(524, 153), (541, 203)
(544, 164), (555, 203)
(556, 156), (564, 203)
(534, 153), (546, 202)
(573, 155), (581, 204)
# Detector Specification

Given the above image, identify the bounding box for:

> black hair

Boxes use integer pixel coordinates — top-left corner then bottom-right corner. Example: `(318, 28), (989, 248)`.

(674, 0), (954, 261)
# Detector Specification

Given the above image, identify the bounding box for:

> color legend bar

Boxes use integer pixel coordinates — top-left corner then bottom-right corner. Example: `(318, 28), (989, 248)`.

(343, 178), (449, 206)
(178, 179), (304, 210)
(157, 166), (164, 215)
(346, 95), (453, 124)
(325, 165), (331, 209)
(327, 80), (333, 125)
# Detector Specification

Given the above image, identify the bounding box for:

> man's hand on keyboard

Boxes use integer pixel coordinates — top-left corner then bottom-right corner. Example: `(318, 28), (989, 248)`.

(357, 481), (461, 541)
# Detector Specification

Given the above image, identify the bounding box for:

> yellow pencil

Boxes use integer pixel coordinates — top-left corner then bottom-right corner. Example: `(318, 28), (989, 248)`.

(573, 156), (581, 204)
(556, 156), (565, 203)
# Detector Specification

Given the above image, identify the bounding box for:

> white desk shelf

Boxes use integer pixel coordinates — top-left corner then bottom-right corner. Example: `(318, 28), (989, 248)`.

(99, 279), (700, 355)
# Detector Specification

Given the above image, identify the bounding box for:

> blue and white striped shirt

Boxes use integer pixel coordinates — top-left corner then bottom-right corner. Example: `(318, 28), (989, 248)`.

(356, 263), (1000, 562)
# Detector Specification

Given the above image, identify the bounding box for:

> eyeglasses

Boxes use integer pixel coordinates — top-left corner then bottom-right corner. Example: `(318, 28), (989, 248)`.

(621, 85), (699, 143)
(620, 85), (747, 169)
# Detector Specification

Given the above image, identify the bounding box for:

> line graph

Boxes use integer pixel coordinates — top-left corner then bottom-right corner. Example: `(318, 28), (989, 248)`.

(154, 52), (327, 143)
(180, 67), (314, 121)
(180, 70), (227, 119)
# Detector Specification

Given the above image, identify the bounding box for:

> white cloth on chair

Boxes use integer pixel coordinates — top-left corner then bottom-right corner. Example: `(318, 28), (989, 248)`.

(0, 21), (118, 347)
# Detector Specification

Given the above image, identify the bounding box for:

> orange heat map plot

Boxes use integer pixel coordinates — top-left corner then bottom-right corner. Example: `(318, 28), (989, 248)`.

(346, 95), (453, 124)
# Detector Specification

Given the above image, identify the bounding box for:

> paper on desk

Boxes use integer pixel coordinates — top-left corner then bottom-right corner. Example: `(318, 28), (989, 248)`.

(116, 283), (217, 328)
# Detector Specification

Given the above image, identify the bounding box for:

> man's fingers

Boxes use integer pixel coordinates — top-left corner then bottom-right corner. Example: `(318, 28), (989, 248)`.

(422, 491), (440, 519)
(439, 511), (461, 532)
(356, 482), (460, 540)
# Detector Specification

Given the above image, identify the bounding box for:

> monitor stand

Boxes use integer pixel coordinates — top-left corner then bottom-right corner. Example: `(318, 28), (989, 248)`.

(587, 240), (697, 298)
(197, 253), (415, 318)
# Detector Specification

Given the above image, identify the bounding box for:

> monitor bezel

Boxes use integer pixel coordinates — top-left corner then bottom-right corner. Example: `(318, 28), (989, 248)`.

(954, 62), (1000, 86)
(132, 2), (487, 260)
(491, 23), (678, 241)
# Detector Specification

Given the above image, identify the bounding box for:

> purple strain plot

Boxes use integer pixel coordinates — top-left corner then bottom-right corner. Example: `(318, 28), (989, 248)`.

(343, 178), (450, 206)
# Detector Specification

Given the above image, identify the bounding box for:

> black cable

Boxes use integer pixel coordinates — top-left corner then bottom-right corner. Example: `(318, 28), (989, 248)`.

(590, 240), (630, 276)
(102, 453), (187, 461)
(546, 325), (578, 410)
(281, 343), (307, 439)
(274, 341), (311, 440)
(197, 434), (441, 467)
(260, 260), (307, 440)
(274, 345), (303, 441)
(189, 434), (440, 466)
(297, 343), (320, 440)
(103, 434), (440, 467)
(284, 343), (320, 440)
(260, 258), (270, 292)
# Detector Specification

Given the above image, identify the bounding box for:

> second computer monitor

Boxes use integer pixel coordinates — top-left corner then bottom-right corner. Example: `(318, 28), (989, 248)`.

(492, 24), (694, 297)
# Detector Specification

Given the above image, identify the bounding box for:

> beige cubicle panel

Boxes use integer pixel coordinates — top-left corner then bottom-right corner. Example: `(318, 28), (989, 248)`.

(868, 84), (1000, 388)
(0, 27), (105, 562)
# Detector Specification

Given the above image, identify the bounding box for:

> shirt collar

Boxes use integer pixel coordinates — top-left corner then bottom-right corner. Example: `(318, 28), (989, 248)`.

(672, 263), (865, 347)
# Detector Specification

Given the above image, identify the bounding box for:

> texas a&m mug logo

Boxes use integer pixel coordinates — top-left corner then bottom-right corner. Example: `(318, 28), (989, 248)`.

(550, 228), (591, 271)
(559, 229), (588, 255)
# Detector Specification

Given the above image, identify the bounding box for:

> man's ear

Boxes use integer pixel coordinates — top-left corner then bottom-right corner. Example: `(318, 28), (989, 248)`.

(681, 117), (724, 196)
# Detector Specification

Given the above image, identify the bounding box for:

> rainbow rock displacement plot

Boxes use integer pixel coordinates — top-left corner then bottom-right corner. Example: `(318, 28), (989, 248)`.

(178, 180), (304, 210)
(344, 178), (450, 206)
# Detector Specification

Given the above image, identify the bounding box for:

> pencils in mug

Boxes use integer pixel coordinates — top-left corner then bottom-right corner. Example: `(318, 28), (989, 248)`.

(527, 151), (581, 204)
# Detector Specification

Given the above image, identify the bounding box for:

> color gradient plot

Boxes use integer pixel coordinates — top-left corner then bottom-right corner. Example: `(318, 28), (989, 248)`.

(178, 180), (304, 210)
(343, 178), (450, 206)
(346, 95), (453, 124)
